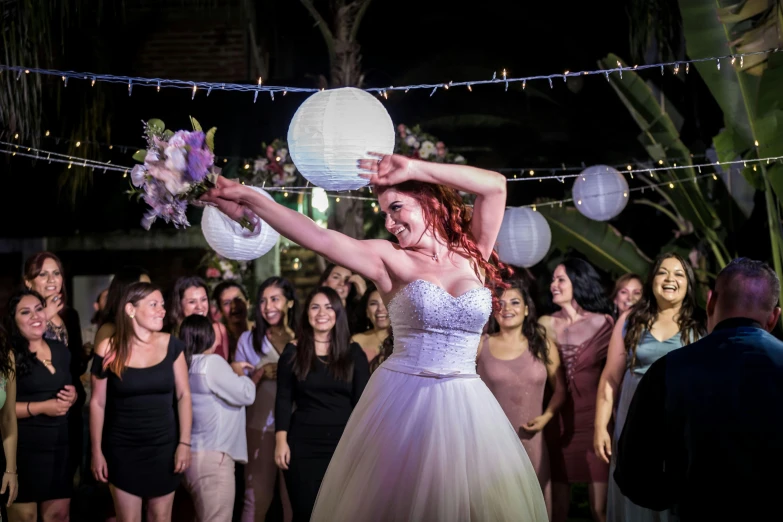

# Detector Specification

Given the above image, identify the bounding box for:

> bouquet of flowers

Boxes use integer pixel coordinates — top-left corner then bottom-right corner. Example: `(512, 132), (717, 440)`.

(128, 117), (251, 230)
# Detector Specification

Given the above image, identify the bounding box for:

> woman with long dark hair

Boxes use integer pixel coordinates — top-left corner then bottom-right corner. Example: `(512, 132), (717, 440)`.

(478, 278), (565, 518)
(90, 282), (192, 522)
(235, 276), (297, 521)
(319, 264), (367, 333)
(595, 254), (704, 522)
(350, 283), (390, 364)
(6, 289), (76, 522)
(540, 258), (614, 522)
(24, 252), (87, 485)
(201, 153), (548, 519)
(0, 325), (18, 517)
(94, 265), (151, 349)
(273, 287), (368, 522)
(168, 276), (230, 360)
(179, 314), (255, 522)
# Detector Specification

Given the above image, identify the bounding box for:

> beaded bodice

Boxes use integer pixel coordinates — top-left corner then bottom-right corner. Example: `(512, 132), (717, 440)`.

(382, 279), (492, 377)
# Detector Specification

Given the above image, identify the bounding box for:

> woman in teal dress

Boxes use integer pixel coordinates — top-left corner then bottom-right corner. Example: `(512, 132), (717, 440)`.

(594, 253), (705, 522)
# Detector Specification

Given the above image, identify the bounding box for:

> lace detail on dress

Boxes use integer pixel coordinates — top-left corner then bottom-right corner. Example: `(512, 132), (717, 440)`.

(383, 279), (492, 377)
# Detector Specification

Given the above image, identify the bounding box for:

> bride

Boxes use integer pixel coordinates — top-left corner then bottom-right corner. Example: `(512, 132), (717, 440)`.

(202, 154), (548, 521)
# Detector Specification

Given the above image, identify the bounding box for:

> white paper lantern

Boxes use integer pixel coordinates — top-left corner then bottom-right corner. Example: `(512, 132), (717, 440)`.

(572, 165), (629, 221)
(495, 207), (552, 268)
(287, 87), (395, 191)
(201, 186), (279, 261)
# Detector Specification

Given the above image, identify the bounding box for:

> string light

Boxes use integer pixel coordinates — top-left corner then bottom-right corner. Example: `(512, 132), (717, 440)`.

(0, 47), (777, 97)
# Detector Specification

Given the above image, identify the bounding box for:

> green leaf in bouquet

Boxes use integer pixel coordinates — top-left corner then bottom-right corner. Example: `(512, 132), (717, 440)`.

(163, 129), (174, 141)
(147, 119), (165, 135)
(206, 127), (217, 152)
(132, 149), (147, 163)
(190, 116), (203, 132)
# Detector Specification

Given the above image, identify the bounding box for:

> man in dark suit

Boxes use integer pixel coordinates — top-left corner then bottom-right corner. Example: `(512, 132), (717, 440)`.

(614, 258), (783, 521)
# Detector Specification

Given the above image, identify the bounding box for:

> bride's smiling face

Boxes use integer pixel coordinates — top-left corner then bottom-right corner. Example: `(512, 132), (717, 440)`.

(378, 189), (427, 248)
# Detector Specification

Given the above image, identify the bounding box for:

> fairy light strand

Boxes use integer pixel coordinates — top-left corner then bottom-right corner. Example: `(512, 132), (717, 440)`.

(0, 47), (777, 97)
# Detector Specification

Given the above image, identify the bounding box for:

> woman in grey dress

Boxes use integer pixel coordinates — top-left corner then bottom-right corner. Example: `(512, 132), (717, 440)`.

(594, 253), (705, 522)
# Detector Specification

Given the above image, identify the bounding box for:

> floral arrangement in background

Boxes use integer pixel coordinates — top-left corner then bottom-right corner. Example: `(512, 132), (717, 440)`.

(248, 138), (299, 187)
(127, 117), (226, 230)
(394, 124), (466, 164)
(200, 250), (252, 290)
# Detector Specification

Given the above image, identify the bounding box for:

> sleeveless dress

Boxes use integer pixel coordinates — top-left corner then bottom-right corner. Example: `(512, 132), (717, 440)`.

(477, 339), (552, 518)
(310, 279), (548, 521)
(607, 329), (684, 522)
(546, 314), (614, 484)
(16, 339), (73, 503)
(91, 336), (185, 497)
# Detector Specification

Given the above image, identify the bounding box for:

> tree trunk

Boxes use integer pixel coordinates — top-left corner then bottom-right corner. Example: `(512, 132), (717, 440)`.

(300, 0), (372, 240)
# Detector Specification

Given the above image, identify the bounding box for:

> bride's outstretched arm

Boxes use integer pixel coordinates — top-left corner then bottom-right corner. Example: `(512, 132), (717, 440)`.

(359, 155), (506, 260)
(201, 177), (391, 289)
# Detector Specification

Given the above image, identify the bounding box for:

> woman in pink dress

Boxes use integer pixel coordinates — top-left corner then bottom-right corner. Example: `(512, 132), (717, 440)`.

(540, 258), (614, 522)
(477, 278), (566, 519)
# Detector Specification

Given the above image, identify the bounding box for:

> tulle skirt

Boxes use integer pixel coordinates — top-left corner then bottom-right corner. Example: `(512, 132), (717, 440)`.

(310, 365), (549, 521)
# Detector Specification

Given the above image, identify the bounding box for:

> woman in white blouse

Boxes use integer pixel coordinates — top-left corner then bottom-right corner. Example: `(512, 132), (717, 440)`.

(179, 314), (255, 522)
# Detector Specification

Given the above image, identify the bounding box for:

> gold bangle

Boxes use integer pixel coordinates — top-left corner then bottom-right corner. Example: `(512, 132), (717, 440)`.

(4, 470), (16, 475)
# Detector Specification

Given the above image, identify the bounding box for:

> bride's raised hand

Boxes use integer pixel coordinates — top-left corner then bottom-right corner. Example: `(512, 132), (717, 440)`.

(357, 153), (414, 187)
(199, 176), (250, 223)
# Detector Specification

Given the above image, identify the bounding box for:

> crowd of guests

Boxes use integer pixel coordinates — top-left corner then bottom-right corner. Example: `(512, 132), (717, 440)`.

(0, 250), (781, 521)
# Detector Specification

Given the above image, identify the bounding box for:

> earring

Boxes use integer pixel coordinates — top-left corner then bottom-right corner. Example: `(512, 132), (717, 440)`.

(129, 313), (135, 319)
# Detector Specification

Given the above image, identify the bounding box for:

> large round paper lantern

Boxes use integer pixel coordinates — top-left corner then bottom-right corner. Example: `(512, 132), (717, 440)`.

(495, 207), (552, 268)
(201, 186), (279, 261)
(572, 165), (629, 221)
(287, 87), (395, 191)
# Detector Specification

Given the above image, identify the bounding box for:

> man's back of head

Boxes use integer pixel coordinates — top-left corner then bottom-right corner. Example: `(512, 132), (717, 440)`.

(707, 258), (781, 333)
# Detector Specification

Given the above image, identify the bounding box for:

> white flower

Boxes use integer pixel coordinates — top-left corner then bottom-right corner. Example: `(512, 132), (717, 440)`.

(283, 164), (296, 175)
(223, 270), (235, 280)
(254, 158), (269, 172)
(130, 165), (147, 187)
(164, 146), (187, 173)
(454, 155), (466, 164)
(404, 135), (418, 147)
(277, 148), (288, 162)
(167, 132), (188, 149)
(219, 260), (232, 271)
(419, 141), (435, 159)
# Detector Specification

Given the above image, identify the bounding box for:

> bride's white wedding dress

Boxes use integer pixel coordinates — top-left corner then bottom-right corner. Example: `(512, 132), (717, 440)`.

(310, 279), (548, 521)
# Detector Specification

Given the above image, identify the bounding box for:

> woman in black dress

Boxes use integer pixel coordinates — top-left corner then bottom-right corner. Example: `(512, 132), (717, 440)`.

(6, 289), (76, 522)
(274, 287), (370, 522)
(24, 252), (87, 485)
(90, 282), (192, 522)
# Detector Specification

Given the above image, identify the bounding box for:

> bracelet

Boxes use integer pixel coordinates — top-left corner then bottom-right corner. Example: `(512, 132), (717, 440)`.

(26, 402), (34, 417)
(178, 441), (191, 447)
(3, 471), (16, 475)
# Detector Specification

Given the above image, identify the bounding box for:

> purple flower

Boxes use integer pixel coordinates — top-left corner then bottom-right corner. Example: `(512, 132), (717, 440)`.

(185, 131), (205, 149)
(185, 147), (214, 182)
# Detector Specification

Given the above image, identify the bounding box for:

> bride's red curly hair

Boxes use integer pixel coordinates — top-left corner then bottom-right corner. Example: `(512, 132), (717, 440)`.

(378, 180), (512, 310)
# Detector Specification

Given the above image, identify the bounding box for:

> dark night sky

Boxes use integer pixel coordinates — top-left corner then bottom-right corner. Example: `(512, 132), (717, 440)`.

(0, 0), (727, 260)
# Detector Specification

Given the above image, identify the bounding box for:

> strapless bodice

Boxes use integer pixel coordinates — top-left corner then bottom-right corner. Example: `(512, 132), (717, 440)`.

(382, 279), (492, 377)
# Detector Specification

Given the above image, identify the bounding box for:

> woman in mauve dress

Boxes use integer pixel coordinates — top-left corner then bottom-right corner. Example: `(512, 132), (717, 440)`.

(478, 278), (566, 519)
(540, 258), (614, 522)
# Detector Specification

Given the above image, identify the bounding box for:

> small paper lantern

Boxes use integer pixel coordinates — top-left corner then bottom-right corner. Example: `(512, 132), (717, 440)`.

(287, 87), (395, 191)
(495, 207), (552, 268)
(572, 165), (629, 221)
(201, 186), (279, 261)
